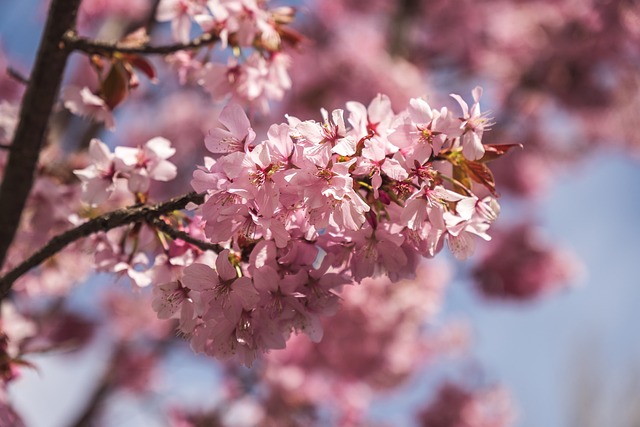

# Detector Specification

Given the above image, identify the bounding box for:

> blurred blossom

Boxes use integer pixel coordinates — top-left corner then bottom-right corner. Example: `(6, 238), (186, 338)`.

(281, 19), (427, 117)
(0, 302), (36, 360)
(417, 382), (517, 427)
(78, 0), (151, 33)
(0, 101), (18, 146)
(0, 302), (36, 386)
(0, 389), (25, 427)
(491, 150), (553, 198)
(473, 224), (583, 301)
(27, 310), (95, 353)
(262, 263), (456, 424)
(102, 289), (173, 341)
(1, 0), (634, 425)
(0, 47), (24, 101)
(111, 346), (159, 393)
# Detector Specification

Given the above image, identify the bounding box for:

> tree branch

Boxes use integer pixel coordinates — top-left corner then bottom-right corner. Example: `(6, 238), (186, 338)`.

(149, 217), (223, 253)
(63, 30), (220, 56)
(0, 0), (83, 270)
(0, 192), (205, 299)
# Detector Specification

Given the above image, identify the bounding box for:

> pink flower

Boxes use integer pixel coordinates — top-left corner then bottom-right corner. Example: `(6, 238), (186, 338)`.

(199, 53), (292, 112)
(113, 252), (153, 287)
(450, 86), (491, 160)
(156, 0), (206, 43)
(303, 253), (351, 317)
(401, 185), (469, 231)
(0, 302), (37, 358)
(236, 52), (291, 108)
(349, 226), (408, 282)
(152, 280), (191, 319)
(114, 137), (178, 193)
(62, 86), (115, 130)
(389, 97), (456, 162)
(346, 93), (396, 147)
(73, 139), (117, 206)
(205, 103), (256, 154)
(353, 137), (408, 199)
(292, 158), (370, 231)
(295, 108), (357, 166)
(253, 265), (306, 318)
(182, 250), (259, 322)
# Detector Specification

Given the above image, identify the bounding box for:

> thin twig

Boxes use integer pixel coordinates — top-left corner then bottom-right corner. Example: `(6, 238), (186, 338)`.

(0, 144), (11, 150)
(6, 67), (29, 85)
(149, 217), (223, 253)
(0, 192), (205, 299)
(63, 30), (220, 56)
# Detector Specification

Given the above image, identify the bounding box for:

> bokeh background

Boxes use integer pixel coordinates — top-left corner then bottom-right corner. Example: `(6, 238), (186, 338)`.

(2, 0), (640, 426)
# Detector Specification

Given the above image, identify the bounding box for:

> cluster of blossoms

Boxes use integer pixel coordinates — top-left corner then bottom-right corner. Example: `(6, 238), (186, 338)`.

(63, 0), (298, 131)
(154, 267), (455, 427)
(260, 265), (466, 425)
(143, 88), (512, 366)
(157, 0), (295, 49)
(70, 137), (183, 287)
(74, 137), (178, 206)
(160, 0), (298, 112)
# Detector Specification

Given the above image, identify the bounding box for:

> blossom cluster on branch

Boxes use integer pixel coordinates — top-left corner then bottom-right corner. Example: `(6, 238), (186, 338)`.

(64, 87), (510, 367)
(2, 0), (617, 423)
(62, 0), (299, 131)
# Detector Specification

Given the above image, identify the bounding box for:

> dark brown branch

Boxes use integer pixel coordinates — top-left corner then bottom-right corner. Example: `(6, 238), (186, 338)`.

(0, 192), (205, 299)
(149, 217), (223, 253)
(0, 0), (83, 270)
(63, 30), (220, 56)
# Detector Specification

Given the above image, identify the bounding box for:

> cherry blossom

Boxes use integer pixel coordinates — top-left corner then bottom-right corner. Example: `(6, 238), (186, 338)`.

(0, 0), (571, 423)
(73, 139), (117, 206)
(450, 86), (492, 161)
(61, 86), (115, 130)
(156, 0), (207, 43)
(75, 137), (178, 204)
(114, 137), (178, 194)
(160, 90), (504, 366)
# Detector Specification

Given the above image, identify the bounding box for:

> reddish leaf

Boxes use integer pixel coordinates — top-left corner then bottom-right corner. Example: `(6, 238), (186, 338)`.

(101, 61), (129, 109)
(128, 55), (157, 83)
(463, 160), (498, 196)
(479, 143), (523, 163)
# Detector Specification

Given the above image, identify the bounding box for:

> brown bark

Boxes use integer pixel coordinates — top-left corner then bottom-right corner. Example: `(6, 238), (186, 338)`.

(0, 0), (83, 269)
(63, 31), (220, 56)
